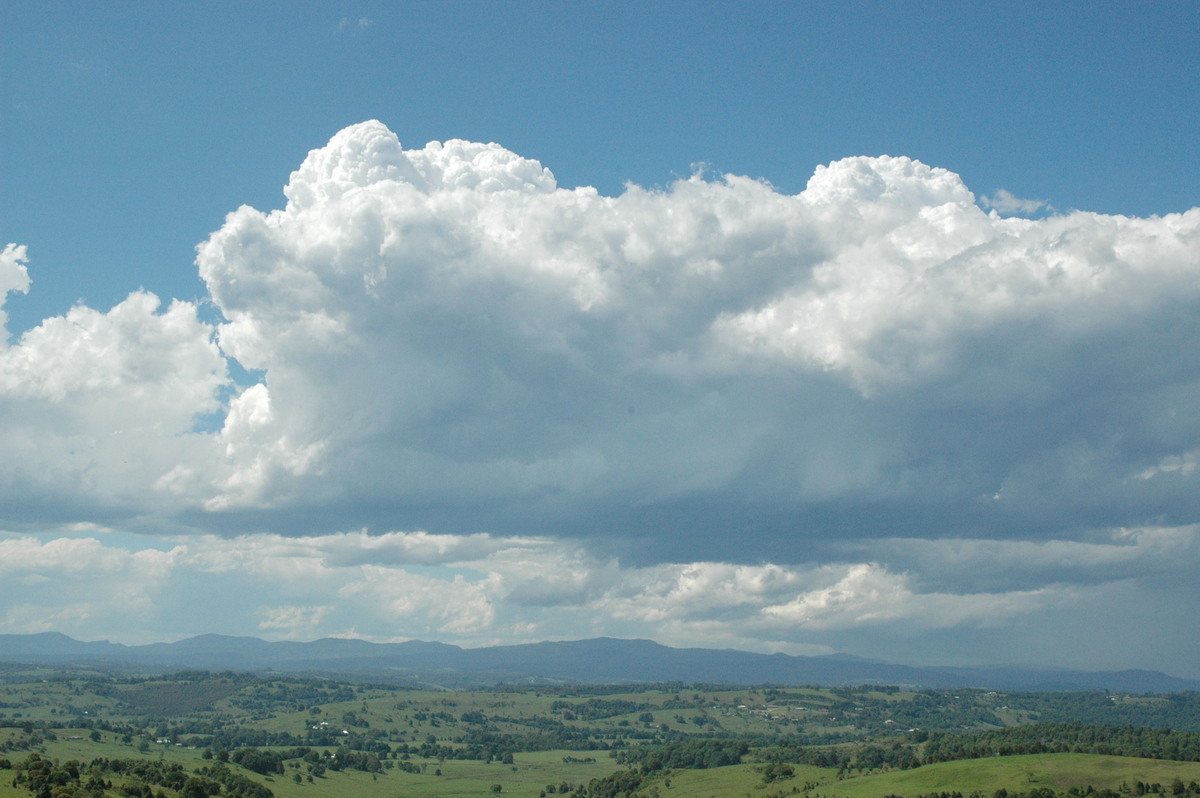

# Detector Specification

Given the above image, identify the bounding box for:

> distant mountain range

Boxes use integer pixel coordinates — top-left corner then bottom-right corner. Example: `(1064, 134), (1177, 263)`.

(0, 632), (1195, 693)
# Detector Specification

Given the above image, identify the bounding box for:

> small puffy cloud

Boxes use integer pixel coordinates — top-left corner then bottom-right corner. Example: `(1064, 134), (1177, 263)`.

(587, 558), (1062, 654)
(758, 563), (1053, 631)
(601, 562), (804, 623)
(0, 283), (229, 517)
(336, 17), (373, 36)
(315, 529), (543, 566)
(0, 244), (31, 340)
(0, 292), (223, 414)
(980, 188), (1054, 216)
(1136, 451), (1200, 481)
(0, 249), (230, 517)
(0, 536), (129, 578)
(0, 244), (31, 296)
(0, 535), (176, 638)
(258, 605), (330, 638)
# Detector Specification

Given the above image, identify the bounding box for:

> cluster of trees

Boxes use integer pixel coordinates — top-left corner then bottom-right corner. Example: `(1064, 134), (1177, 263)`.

(563, 767), (649, 798)
(393, 726), (614, 762)
(750, 723), (1200, 775)
(225, 680), (356, 714)
(757, 738), (918, 771)
(545, 738), (752, 798)
(921, 724), (1200, 764)
(551, 699), (648, 721)
(614, 738), (749, 770)
(7, 753), (271, 798)
(1002, 694), (1200, 732)
(218, 744), (388, 776)
(9, 753), (109, 798)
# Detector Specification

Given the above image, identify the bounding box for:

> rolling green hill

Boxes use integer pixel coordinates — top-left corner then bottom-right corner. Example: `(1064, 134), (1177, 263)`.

(1, 669), (1199, 797)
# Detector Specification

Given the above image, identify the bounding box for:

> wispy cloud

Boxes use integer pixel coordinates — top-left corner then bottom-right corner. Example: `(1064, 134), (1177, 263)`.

(336, 17), (373, 36)
(980, 187), (1055, 216)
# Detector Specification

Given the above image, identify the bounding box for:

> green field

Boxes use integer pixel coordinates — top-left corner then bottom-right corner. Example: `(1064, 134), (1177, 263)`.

(656, 755), (1200, 798)
(834, 755), (1200, 797)
(1, 670), (1200, 797)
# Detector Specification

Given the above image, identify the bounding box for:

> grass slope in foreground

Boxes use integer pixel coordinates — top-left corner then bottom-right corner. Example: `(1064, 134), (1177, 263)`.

(659, 755), (1200, 798)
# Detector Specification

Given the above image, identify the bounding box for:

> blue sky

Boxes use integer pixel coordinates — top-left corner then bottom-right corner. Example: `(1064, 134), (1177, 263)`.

(3, 2), (1200, 678)
(6, 1), (1198, 332)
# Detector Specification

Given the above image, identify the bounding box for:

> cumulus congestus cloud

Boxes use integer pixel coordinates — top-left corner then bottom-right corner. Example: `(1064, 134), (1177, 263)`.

(4, 121), (1200, 670)
(191, 120), (1200, 554)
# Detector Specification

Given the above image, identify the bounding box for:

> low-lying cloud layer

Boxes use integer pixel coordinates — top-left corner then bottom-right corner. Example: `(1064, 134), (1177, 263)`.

(1, 525), (1194, 672)
(3, 121), (1200, 674)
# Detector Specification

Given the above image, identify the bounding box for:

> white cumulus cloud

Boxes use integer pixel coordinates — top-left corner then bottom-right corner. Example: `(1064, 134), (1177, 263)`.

(0, 244), (31, 340)
(4, 122), (1200, 675)
(0, 258), (229, 516)
(183, 121), (1200, 559)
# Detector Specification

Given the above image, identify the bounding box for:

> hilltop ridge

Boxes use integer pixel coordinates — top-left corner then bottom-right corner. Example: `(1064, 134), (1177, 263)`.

(0, 633), (1194, 693)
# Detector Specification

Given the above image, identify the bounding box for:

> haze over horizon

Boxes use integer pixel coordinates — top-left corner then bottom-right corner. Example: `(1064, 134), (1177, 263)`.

(3, 3), (1200, 680)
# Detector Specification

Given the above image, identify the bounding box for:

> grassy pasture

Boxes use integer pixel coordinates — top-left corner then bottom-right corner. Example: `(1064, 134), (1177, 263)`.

(657, 755), (1200, 798)
(832, 754), (1200, 797)
(252, 750), (620, 798)
(0, 727), (210, 764)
